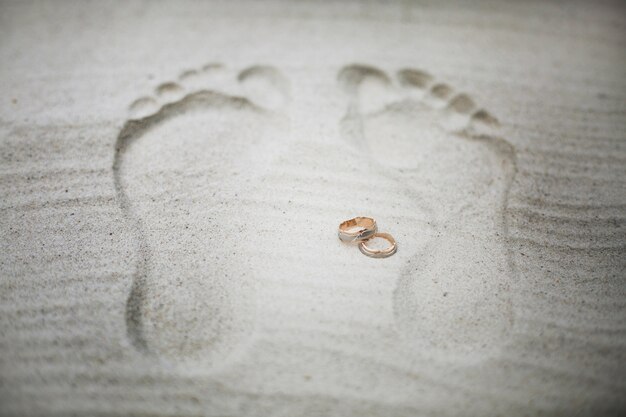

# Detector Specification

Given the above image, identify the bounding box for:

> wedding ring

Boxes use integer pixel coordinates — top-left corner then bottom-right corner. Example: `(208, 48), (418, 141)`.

(358, 232), (397, 258)
(338, 217), (378, 243)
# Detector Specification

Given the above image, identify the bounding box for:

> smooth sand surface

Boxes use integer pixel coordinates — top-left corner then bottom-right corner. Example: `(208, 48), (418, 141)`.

(1, 1), (625, 416)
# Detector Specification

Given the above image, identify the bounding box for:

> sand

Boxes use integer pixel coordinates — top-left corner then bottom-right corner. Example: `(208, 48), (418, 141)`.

(1, 1), (625, 416)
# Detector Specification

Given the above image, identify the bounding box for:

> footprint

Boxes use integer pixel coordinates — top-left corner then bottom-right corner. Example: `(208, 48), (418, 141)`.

(114, 64), (290, 366)
(339, 64), (517, 362)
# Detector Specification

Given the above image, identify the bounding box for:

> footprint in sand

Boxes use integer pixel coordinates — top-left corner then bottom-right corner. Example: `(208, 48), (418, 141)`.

(339, 64), (518, 361)
(114, 63), (290, 365)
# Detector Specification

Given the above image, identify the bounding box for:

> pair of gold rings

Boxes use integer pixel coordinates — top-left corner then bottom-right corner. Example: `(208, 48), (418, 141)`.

(338, 217), (397, 258)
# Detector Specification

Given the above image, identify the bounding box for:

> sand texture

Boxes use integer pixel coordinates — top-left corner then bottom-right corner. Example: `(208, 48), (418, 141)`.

(1, 1), (625, 416)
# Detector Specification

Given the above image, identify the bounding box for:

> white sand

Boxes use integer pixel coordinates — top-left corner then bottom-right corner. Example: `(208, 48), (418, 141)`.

(1, 1), (625, 416)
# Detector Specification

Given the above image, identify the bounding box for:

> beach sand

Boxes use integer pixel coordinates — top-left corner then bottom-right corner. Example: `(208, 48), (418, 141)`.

(1, 1), (625, 416)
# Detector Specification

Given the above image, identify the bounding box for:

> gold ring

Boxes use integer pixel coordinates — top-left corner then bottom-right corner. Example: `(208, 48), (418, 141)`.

(338, 217), (378, 243)
(358, 232), (397, 258)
